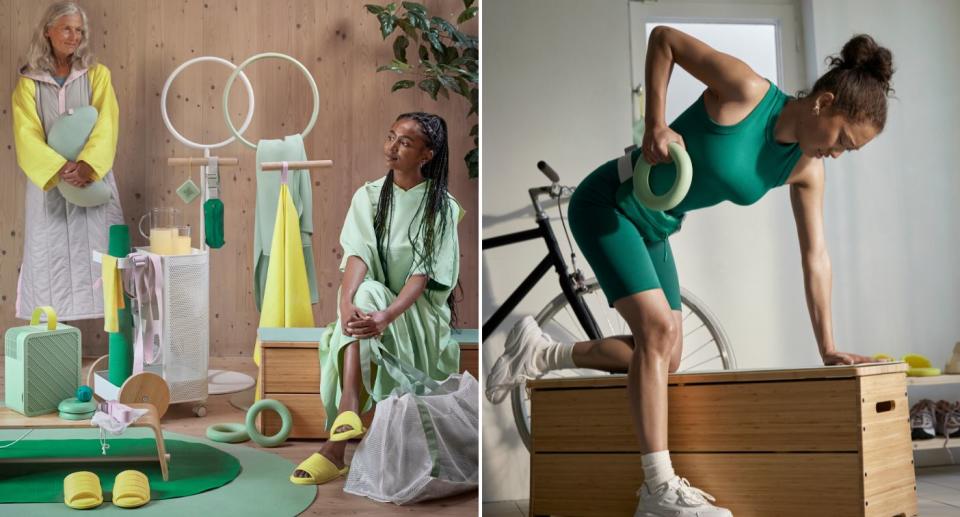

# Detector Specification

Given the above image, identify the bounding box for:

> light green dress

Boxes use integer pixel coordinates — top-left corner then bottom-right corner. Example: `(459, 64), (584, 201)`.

(318, 176), (463, 428)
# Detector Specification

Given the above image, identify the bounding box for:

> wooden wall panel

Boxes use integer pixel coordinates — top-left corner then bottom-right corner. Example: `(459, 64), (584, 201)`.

(0, 0), (479, 357)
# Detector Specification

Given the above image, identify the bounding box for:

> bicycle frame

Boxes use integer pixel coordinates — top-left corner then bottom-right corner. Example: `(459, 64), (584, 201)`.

(482, 186), (602, 342)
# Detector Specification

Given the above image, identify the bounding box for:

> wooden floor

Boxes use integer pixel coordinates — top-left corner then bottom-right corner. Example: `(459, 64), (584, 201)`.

(483, 466), (960, 516)
(0, 355), (477, 516)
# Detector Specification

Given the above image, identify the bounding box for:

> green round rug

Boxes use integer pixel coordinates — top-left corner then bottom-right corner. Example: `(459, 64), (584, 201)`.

(0, 428), (316, 516)
(0, 438), (240, 502)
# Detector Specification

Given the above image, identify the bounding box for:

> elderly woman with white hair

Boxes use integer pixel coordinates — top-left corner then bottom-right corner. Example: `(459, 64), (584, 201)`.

(12, 1), (123, 321)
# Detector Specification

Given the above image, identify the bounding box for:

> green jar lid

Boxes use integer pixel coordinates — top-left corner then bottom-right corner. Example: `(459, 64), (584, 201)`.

(58, 397), (98, 415)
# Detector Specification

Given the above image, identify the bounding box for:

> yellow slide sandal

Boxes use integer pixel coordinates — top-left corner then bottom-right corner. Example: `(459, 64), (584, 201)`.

(903, 353), (941, 377)
(63, 471), (103, 510)
(290, 453), (349, 485)
(329, 411), (366, 442)
(113, 470), (151, 508)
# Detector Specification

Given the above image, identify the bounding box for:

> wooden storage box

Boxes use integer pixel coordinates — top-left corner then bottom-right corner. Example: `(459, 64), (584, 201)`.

(259, 327), (479, 439)
(529, 363), (916, 517)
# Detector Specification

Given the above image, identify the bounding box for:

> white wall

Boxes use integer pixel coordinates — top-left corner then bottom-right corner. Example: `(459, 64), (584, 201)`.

(482, 0), (960, 501)
(801, 0), (960, 466)
(482, 0), (633, 502)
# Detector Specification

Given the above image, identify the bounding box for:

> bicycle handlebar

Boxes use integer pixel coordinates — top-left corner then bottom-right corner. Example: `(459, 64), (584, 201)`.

(537, 161), (560, 183)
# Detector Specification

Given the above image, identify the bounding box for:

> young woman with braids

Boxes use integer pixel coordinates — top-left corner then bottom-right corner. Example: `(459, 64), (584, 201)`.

(487, 31), (894, 516)
(292, 112), (464, 485)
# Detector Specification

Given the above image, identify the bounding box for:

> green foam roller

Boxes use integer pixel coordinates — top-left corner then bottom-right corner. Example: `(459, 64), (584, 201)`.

(107, 225), (133, 386)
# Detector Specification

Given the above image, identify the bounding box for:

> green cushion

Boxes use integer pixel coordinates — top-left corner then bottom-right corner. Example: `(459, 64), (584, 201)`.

(47, 106), (112, 207)
(57, 397), (97, 414)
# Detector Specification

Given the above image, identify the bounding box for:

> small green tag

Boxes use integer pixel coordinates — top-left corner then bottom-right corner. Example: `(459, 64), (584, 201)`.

(177, 179), (201, 203)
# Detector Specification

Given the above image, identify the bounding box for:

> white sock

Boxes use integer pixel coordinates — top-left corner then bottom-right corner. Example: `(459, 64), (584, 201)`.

(533, 340), (576, 372)
(641, 450), (676, 490)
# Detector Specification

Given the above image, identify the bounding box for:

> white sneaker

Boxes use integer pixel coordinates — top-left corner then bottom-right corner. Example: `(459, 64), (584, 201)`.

(484, 316), (549, 404)
(635, 476), (733, 517)
(911, 399), (937, 440)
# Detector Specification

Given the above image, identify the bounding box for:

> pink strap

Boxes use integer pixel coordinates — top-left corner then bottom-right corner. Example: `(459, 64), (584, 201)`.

(120, 252), (163, 374)
(280, 161), (289, 184)
(98, 400), (135, 424)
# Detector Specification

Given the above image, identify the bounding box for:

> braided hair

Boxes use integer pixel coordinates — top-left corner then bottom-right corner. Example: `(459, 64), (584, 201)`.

(373, 112), (460, 321)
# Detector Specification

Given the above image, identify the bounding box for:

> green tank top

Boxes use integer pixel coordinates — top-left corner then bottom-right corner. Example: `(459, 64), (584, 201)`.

(642, 79), (803, 215)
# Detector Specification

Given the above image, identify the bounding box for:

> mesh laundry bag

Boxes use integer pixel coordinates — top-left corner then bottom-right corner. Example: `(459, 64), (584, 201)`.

(344, 346), (478, 504)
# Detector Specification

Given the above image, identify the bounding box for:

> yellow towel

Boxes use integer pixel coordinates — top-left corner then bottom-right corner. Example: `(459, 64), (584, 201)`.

(254, 180), (315, 365)
(101, 255), (125, 333)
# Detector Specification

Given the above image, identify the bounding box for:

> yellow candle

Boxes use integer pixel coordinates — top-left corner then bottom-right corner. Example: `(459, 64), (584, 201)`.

(150, 228), (175, 255)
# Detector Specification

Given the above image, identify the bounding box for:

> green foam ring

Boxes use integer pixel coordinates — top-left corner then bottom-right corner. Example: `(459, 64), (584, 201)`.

(107, 225), (134, 386)
(245, 399), (292, 448)
(206, 422), (250, 443)
(633, 141), (693, 212)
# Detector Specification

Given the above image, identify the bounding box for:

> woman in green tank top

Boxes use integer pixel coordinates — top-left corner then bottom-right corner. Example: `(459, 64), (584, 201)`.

(486, 28), (895, 517)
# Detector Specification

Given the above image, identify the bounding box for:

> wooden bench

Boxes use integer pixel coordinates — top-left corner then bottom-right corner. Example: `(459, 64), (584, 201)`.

(528, 363), (916, 517)
(258, 328), (478, 439)
(0, 403), (169, 480)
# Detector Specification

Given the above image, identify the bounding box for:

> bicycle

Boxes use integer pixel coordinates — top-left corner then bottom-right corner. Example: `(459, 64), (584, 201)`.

(482, 160), (737, 451)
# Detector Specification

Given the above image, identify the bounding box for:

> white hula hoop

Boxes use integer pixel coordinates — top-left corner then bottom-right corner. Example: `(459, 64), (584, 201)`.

(161, 56), (256, 150)
(222, 52), (319, 149)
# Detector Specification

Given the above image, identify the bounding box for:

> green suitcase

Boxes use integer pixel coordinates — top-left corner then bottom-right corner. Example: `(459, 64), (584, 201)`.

(4, 306), (82, 416)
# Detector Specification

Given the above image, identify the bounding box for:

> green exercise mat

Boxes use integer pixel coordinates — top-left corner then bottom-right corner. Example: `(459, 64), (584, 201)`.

(0, 438), (239, 502)
(0, 428), (316, 516)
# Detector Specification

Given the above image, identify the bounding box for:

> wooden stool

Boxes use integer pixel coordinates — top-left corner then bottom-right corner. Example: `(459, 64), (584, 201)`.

(258, 327), (480, 439)
(528, 363), (916, 517)
(0, 403), (169, 480)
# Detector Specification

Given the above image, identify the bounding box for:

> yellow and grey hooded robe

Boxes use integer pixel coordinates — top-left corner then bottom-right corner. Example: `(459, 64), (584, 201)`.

(12, 63), (124, 320)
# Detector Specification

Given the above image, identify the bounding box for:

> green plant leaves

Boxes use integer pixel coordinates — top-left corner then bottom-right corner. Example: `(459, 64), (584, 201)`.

(391, 79), (415, 92)
(367, 0), (479, 179)
(376, 59), (411, 73)
(457, 6), (478, 24)
(377, 12), (396, 38)
(465, 147), (478, 178)
(418, 78), (441, 100)
(393, 35), (409, 62)
(401, 1), (427, 15)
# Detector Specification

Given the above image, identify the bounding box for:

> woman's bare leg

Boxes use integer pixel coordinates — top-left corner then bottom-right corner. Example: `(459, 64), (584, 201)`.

(570, 308), (683, 376)
(294, 341), (362, 476)
(615, 290), (678, 453)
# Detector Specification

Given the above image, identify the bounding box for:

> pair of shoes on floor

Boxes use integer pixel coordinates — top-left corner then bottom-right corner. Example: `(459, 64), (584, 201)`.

(289, 410), (366, 485)
(64, 470), (150, 510)
(635, 476), (732, 517)
(910, 399), (960, 440)
(485, 316), (559, 404)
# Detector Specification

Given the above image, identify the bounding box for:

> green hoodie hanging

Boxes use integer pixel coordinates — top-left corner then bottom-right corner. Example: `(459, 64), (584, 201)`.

(204, 198), (225, 248)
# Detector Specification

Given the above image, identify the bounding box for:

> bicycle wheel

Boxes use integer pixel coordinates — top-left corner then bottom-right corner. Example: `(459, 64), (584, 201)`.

(510, 278), (736, 451)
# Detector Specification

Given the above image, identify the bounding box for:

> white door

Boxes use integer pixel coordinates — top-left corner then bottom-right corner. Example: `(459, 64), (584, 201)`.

(628, 0), (807, 126)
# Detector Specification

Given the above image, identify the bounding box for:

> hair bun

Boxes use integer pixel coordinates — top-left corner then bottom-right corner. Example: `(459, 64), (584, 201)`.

(837, 34), (894, 86)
